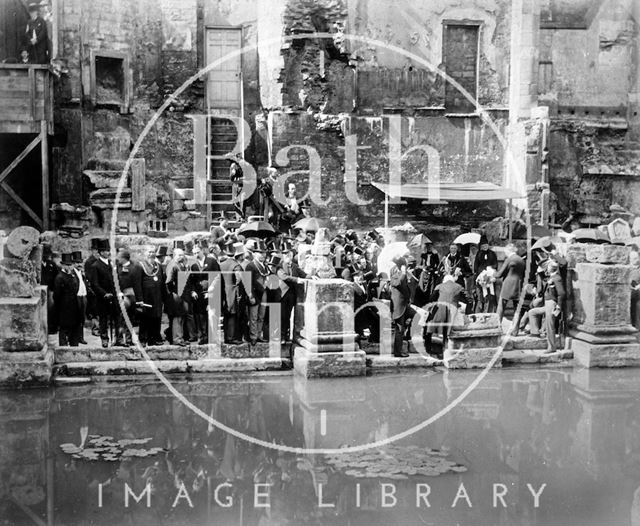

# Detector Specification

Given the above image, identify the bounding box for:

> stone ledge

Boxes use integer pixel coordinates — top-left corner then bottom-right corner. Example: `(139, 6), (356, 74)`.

(366, 354), (443, 370)
(293, 347), (366, 378)
(502, 349), (573, 366)
(0, 347), (53, 388)
(573, 340), (640, 368)
(53, 357), (287, 377)
(444, 347), (503, 369)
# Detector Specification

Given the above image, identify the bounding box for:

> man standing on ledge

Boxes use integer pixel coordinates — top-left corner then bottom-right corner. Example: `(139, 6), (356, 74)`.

(390, 255), (410, 358)
(495, 243), (526, 335)
(89, 239), (120, 348)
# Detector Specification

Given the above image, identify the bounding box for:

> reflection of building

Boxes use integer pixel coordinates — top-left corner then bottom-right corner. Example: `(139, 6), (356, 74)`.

(1, 0), (638, 239)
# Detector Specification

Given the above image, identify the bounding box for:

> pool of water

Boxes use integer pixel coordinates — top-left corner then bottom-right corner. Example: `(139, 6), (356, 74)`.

(1, 368), (640, 526)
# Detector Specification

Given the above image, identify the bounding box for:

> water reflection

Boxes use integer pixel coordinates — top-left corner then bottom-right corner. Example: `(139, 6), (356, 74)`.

(1, 369), (640, 525)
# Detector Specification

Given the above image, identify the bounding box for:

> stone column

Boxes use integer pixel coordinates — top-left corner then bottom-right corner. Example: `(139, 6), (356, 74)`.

(293, 279), (365, 378)
(570, 244), (640, 367)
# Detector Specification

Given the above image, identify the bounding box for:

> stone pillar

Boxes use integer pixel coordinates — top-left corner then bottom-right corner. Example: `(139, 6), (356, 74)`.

(293, 279), (365, 378)
(570, 244), (640, 367)
(0, 226), (52, 387)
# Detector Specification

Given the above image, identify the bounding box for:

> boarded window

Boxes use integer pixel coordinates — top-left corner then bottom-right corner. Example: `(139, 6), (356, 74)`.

(443, 24), (479, 113)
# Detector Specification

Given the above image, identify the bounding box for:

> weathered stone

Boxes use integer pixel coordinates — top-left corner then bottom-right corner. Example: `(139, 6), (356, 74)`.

(573, 339), (640, 368)
(5, 226), (39, 259)
(293, 347), (366, 378)
(366, 354), (442, 371)
(458, 313), (501, 331)
(0, 258), (38, 297)
(0, 287), (47, 351)
(444, 346), (502, 369)
(633, 217), (640, 237)
(0, 347), (53, 388)
(448, 329), (503, 350)
(566, 244), (587, 269)
(221, 342), (271, 359)
(584, 244), (630, 265)
(572, 263), (632, 327)
(607, 218), (632, 245)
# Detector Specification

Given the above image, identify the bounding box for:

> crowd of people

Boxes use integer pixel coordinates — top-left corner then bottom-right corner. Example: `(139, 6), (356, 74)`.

(38, 220), (582, 359)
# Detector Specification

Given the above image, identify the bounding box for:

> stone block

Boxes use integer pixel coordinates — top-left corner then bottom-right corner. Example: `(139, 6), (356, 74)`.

(443, 346), (502, 369)
(303, 279), (355, 336)
(0, 347), (53, 388)
(221, 342), (271, 359)
(607, 218), (632, 245)
(566, 244), (587, 269)
(633, 218), (640, 236)
(0, 258), (38, 297)
(584, 244), (630, 264)
(0, 287), (47, 351)
(573, 339), (640, 367)
(293, 347), (366, 378)
(572, 263), (632, 327)
(448, 329), (503, 350)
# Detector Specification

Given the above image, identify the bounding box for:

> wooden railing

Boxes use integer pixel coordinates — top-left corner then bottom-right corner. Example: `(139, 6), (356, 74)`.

(0, 64), (53, 134)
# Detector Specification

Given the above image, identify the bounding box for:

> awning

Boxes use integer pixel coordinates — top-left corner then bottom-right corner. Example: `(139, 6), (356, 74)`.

(371, 181), (524, 202)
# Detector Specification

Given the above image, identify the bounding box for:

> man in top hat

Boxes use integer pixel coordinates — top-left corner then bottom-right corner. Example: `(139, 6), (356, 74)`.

(85, 238), (101, 336)
(211, 219), (230, 249)
(389, 256), (411, 357)
(89, 239), (121, 348)
(352, 271), (380, 344)
(41, 243), (58, 335)
(155, 245), (169, 273)
(24, 2), (49, 64)
(220, 242), (247, 344)
(245, 240), (268, 345)
(165, 247), (193, 346)
(133, 245), (166, 346)
(189, 239), (221, 344)
(473, 235), (498, 313)
(54, 253), (82, 346)
(263, 252), (285, 343)
(71, 251), (90, 344)
(115, 249), (136, 346)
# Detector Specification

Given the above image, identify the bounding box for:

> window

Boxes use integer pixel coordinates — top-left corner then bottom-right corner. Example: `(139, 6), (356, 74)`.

(443, 23), (480, 114)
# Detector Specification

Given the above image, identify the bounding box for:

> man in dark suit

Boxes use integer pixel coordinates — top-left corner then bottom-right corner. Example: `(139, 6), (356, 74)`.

(439, 243), (471, 288)
(24, 3), (49, 64)
(220, 242), (247, 344)
(246, 241), (268, 345)
(133, 245), (166, 346)
(495, 243), (526, 335)
(165, 247), (192, 346)
(71, 251), (90, 345)
(84, 238), (101, 336)
(54, 253), (81, 346)
(424, 274), (467, 357)
(89, 239), (121, 348)
(527, 261), (566, 353)
(189, 240), (221, 344)
(390, 256), (411, 357)
(41, 243), (58, 335)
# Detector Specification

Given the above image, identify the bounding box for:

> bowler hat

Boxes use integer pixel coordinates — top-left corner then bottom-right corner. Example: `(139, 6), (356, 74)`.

(156, 245), (168, 257)
(97, 239), (110, 252)
(61, 253), (74, 265)
(71, 251), (83, 263)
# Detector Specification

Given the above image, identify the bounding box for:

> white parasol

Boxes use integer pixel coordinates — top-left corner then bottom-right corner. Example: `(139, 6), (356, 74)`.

(376, 241), (410, 277)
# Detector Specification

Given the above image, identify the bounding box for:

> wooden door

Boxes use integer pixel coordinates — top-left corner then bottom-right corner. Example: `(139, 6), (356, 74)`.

(443, 24), (479, 113)
(205, 28), (242, 109)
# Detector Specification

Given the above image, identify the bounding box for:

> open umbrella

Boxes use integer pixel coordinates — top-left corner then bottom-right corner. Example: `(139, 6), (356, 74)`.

(453, 232), (481, 245)
(531, 236), (553, 251)
(376, 242), (409, 277)
(293, 217), (328, 233)
(237, 221), (277, 239)
(408, 233), (432, 248)
(572, 228), (610, 244)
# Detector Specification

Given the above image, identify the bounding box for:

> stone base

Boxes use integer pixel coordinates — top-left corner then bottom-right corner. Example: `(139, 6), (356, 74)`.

(572, 339), (640, 368)
(299, 329), (358, 346)
(569, 328), (636, 345)
(0, 287), (47, 352)
(444, 347), (502, 369)
(448, 328), (503, 350)
(293, 347), (366, 378)
(0, 347), (53, 388)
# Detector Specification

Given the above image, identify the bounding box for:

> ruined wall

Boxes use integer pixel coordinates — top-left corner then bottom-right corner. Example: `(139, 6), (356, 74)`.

(538, 0), (636, 113)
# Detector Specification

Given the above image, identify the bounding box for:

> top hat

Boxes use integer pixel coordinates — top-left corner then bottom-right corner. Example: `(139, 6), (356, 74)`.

(96, 239), (110, 252)
(479, 234), (489, 246)
(232, 242), (245, 258)
(363, 270), (375, 281)
(198, 239), (209, 250)
(253, 240), (267, 253)
(173, 240), (185, 251)
(156, 245), (168, 257)
(367, 230), (378, 240)
(90, 238), (101, 250)
(42, 243), (52, 256)
(354, 246), (365, 257)
(267, 253), (283, 268)
(61, 253), (74, 265)
(71, 251), (83, 263)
